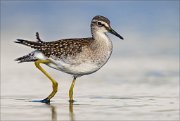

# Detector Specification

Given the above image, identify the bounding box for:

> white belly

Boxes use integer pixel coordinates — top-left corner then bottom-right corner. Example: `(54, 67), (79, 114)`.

(46, 59), (100, 77)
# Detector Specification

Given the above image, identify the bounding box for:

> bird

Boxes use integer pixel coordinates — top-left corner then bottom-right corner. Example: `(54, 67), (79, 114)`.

(15, 15), (124, 103)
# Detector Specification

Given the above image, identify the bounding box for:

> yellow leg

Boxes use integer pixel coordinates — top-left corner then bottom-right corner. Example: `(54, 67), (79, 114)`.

(69, 77), (76, 102)
(34, 60), (58, 103)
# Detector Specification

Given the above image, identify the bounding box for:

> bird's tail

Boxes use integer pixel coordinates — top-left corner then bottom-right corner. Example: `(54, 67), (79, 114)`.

(15, 33), (45, 63)
(14, 32), (44, 50)
(15, 51), (38, 63)
(15, 39), (43, 50)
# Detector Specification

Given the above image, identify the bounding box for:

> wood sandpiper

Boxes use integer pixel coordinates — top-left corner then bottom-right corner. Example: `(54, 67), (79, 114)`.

(15, 15), (124, 103)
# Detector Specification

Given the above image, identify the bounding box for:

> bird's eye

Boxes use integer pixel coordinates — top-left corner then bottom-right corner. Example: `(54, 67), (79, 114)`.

(97, 22), (103, 27)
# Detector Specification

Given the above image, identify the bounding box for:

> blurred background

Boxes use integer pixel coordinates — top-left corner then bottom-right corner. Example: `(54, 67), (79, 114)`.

(1, 0), (179, 95)
(1, 1), (179, 120)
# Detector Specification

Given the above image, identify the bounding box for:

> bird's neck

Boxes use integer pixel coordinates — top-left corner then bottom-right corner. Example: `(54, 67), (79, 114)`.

(92, 30), (112, 48)
(90, 30), (113, 58)
(89, 30), (113, 67)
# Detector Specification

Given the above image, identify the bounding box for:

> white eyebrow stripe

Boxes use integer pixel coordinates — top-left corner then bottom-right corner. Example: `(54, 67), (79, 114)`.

(100, 21), (109, 28)
(92, 20), (110, 28)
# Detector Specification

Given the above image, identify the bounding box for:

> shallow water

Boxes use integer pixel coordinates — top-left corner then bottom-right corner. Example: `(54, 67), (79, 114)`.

(1, 94), (179, 120)
(1, 57), (179, 120)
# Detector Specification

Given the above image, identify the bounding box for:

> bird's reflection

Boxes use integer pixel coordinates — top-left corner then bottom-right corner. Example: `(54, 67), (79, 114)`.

(51, 105), (57, 121)
(46, 102), (75, 121)
(46, 104), (57, 121)
(69, 102), (75, 121)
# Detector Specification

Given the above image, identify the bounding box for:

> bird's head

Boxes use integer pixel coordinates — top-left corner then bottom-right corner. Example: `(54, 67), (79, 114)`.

(91, 15), (124, 40)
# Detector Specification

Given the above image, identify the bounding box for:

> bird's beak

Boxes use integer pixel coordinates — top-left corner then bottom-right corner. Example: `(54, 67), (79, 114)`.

(108, 27), (124, 40)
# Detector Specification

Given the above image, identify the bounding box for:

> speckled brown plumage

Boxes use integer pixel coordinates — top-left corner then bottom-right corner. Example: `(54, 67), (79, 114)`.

(16, 36), (92, 58)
